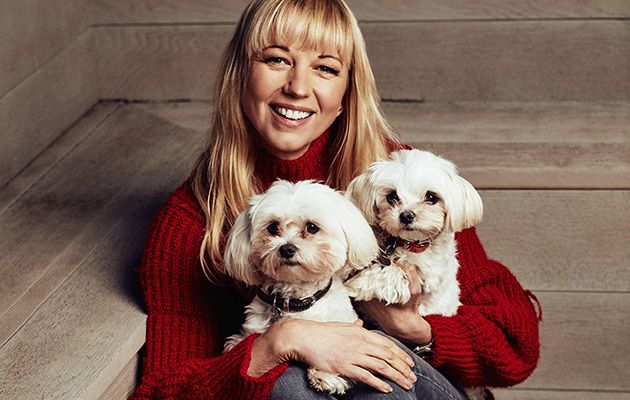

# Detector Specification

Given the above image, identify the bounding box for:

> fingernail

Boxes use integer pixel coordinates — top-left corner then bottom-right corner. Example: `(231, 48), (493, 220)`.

(407, 356), (414, 367)
(384, 384), (393, 393)
(405, 379), (413, 389)
(410, 373), (417, 382)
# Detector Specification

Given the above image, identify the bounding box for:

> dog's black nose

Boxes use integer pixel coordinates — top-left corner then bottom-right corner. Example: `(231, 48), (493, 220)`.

(399, 211), (416, 225)
(279, 243), (297, 259)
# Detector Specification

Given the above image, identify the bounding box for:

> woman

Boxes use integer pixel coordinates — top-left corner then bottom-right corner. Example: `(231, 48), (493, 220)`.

(131, 0), (540, 399)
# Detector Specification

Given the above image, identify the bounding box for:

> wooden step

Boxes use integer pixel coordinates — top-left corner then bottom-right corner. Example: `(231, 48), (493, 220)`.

(139, 101), (630, 190)
(0, 102), (627, 398)
(90, 0), (630, 24)
(93, 20), (630, 102)
(0, 103), (205, 399)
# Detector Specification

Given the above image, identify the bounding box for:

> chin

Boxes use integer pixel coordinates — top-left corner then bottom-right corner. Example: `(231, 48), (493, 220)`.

(220, 180), (379, 395)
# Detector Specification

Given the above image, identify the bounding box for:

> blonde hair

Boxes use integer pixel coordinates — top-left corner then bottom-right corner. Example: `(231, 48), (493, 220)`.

(190, 0), (399, 283)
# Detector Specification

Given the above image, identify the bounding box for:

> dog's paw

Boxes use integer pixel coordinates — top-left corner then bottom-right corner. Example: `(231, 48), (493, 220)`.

(307, 368), (352, 395)
(344, 266), (382, 300)
(371, 265), (411, 304)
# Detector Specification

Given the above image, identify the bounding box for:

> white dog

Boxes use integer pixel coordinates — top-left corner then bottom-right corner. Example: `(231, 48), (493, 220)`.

(344, 149), (483, 317)
(222, 180), (379, 395)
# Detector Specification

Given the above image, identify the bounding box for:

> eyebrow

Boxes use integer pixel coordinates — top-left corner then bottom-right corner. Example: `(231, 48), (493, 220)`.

(263, 45), (342, 64)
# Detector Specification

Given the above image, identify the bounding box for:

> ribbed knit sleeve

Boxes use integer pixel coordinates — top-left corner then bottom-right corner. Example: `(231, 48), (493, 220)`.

(131, 184), (287, 399)
(425, 228), (541, 388)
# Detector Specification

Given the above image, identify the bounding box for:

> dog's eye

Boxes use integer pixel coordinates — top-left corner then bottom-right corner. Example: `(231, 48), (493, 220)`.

(425, 191), (440, 205)
(267, 221), (280, 236)
(386, 190), (400, 205)
(306, 222), (320, 234)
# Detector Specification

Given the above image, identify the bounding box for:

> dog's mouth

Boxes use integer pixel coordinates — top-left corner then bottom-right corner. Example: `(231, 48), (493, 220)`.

(281, 260), (301, 267)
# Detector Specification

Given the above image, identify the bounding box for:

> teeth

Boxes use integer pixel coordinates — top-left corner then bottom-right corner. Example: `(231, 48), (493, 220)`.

(275, 107), (312, 120)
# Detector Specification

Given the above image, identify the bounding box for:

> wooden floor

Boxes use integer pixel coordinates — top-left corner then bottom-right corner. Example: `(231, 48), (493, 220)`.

(0, 100), (628, 399)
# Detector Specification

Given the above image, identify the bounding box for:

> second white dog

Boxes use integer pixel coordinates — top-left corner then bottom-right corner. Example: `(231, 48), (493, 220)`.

(222, 180), (378, 395)
(344, 149), (483, 317)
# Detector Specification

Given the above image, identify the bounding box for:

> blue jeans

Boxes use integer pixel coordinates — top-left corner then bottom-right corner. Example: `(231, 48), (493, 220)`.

(268, 332), (469, 400)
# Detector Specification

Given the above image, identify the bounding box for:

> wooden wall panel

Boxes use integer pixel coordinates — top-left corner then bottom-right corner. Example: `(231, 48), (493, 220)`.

(383, 101), (629, 144)
(89, 0), (630, 25)
(0, 0), (89, 98)
(0, 31), (99, 189)
(477, 190), (630, 292)
(519, 293), (630, 391)
(93, 26), (221, 100)
(365, 20), (630, 101)
(92, 21), (630, 102)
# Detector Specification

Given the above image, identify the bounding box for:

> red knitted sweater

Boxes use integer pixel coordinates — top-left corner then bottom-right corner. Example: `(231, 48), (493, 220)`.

(131, 132), (540, 399)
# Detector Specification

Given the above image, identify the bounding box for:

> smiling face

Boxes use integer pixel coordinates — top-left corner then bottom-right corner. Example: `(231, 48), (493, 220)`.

(242, 44), (349, 160)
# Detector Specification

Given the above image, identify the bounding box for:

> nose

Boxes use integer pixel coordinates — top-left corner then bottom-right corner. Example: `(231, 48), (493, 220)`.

(283, 67), (310, 98)
(399, 211), (416, 225)
(279, 243), (298, 259)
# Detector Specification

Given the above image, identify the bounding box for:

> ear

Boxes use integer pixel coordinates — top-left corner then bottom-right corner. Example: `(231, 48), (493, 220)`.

(443, 175), (484, 232)
(223, 207), (263, 286)
(345, 171), (378, 224)
(335, 195), (379, 280)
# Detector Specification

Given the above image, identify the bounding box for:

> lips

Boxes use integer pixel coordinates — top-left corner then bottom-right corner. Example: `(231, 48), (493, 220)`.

(271, 104), (315, 121)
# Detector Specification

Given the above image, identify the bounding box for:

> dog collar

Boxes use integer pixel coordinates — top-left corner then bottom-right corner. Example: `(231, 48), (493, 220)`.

(396, 237), (432, 253)
(378, 234), (433, 265)
(256, 278), (333, 314)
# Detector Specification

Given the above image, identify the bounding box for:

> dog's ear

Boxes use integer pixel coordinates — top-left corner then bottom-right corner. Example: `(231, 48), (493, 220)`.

(335, 195), (379, 280)
(223, 205), (263, 286)
(345, 171), (378, 224)
(443, 174), (483, 232)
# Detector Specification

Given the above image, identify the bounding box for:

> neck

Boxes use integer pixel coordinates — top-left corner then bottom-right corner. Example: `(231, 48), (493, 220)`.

(262, 277), (333, 299)
(254, 130), (332, 191)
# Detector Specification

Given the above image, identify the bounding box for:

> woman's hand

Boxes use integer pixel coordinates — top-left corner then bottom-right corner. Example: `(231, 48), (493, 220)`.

(357, 264), (432, 346)
(249, 318), (417, 393)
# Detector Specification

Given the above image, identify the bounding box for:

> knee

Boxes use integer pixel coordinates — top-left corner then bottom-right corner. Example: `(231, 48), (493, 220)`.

(268, 364), (334, 400)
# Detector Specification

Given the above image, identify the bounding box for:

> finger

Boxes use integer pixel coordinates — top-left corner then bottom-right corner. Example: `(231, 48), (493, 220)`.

(345, 365), (393, 393)
(405, 268), (423, 298)
(353, 319), (364, 327)
(359, 354), (415, 391)
(365, 333), (414, 368)
(363, 341), (414, 381)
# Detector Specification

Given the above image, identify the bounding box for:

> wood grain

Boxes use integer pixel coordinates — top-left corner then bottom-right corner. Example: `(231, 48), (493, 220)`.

(99, 353), (141, 400)
(0, 105), (205, 345)
(92, 21), (630, 102)
(89, 0), (630, 25)
(383, 101), (630, 144)
(519, 292), (630, 391)
(0, 0), (89, 98)
(477, 190), (630, 292)
(0, 31), (99, 189)
(494, 389), (630, 400)
(135, 101), (630, 189)
(0, 103), (120, 217)
(420, 142), (629, 189)
(364, 20), (630, 101)
(0, 105), (206, 399)
(0, 214), (147, 399)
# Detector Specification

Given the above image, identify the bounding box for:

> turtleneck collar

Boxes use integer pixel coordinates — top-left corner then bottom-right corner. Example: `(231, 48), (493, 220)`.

(255, 130), (333, 191)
